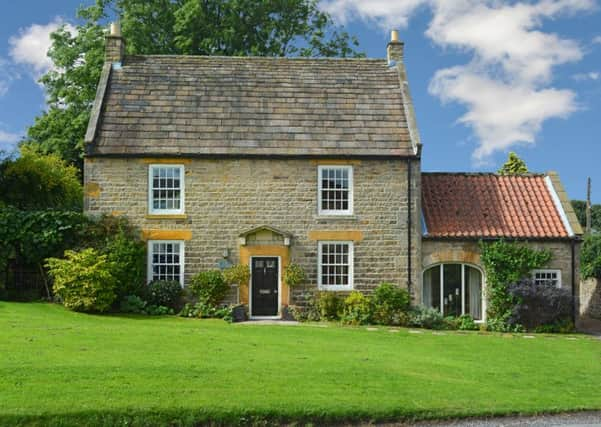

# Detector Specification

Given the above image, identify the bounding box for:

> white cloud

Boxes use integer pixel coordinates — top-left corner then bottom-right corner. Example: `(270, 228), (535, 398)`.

(573, 71), (601, 81)
(8, 18), (76, 78)
(430, 67), (577, 160)
(0, 58), (20, 98)
(0, 129), (21, 153)
(593, 35), (601, 44)
(320, 0), (595, 161)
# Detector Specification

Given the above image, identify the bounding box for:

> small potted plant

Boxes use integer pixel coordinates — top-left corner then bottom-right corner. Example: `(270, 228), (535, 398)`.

(223, 264), (250, 322)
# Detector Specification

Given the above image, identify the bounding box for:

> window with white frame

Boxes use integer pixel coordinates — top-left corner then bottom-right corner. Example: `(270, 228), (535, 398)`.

(318, 165), (353, 215)
(423, 264), (483, 321)
(148, 165), (185, 214)
(532, 269), (562, 288)
(148, 241), (184, 286)
(318, 241), (353, 290)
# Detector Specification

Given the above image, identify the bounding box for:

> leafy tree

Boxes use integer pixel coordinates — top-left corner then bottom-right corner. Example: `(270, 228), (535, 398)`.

(0, 208), (88, 298)
(581, 234), (601, 280)
(571, 200), (601, 232)
(0, 146), (82, 210)
(25, 0), (362, 169)
(498, 152), (528, 175)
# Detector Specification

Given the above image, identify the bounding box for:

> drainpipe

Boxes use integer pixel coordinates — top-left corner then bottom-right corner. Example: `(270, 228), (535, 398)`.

(571, 239), (576, 326)
(407, 158), (413, 297)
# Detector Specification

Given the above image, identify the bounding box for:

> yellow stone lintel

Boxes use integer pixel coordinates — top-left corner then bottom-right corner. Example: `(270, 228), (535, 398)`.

(140, 158), (192, 164)
(141, 229), (192, 241)
(311, 159), (362, 166)
(307, 230), (364, 241)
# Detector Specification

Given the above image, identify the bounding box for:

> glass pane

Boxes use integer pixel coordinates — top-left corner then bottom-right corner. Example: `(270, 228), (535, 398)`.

(424, 266), (441, 311)
(443, 264), (462, 317)
(465, 266), (482, 320)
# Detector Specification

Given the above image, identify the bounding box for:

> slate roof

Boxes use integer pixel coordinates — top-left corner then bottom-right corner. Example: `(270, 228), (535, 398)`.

(421, 173), (582, 239)
(86, 55), (419, 157)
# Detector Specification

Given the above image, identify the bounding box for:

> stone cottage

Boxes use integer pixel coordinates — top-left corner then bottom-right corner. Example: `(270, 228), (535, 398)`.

(84, 26), (583, 321)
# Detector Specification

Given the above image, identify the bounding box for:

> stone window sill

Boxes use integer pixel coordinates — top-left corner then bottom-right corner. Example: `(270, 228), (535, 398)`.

(145, 214), (188, 220)
(314, 215), (358, 221)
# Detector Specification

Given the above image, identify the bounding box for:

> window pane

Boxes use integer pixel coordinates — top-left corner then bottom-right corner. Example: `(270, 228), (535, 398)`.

(151, 166), (183, 212)
(465, 266), (482, 320)
(423, 265), (441, 311)
(320, 242), (351, 287)
(320, 167), (350, 213)
(150, 241), (182, 284)
(443, 264), (462, 317)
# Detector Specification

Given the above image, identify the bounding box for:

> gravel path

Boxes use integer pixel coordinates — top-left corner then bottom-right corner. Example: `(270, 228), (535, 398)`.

(402, 411), (601, 427)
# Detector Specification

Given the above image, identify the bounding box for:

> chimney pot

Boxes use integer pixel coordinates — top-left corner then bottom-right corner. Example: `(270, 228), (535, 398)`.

(387, 29), (404, 65)
(106, 21), (125, 64)
(110, 21), (121, 37)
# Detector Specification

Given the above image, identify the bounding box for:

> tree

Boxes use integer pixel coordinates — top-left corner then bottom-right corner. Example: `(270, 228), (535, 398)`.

(571, 200), (601, 232)
(25, 0), (362, 169)
(0, 146), (83, 210)
(498, 152), (528, 175)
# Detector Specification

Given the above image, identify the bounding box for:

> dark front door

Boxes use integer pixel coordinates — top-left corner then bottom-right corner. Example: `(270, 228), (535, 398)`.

(251, 257), (279, 317)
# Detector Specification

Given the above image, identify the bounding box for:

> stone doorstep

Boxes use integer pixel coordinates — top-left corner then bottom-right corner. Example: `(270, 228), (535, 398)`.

(237, 320), (300, 326)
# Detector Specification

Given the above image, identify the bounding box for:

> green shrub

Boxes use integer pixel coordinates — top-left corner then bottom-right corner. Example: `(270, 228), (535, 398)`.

(222, 264), (250, 286)
(534, 318), (575, 334)
(104, 229), (146, 301)
(287, 293), (321, 322)
(457, 314), (479, 331)
(179, 302), (233, 322)
(341, 292), (373, 325)
(480, 240), (552, 331)
(315, 291), (343, 321)
(120, 295), (173, 316)
(120, 295), (147, 314)
(145, 305), (174, 316)
(409, 306), (446, 330)
(288, 292), (342, 322)
(372, 283), (410, 326)
(46, 248), (116, 313)
(283, 263), (306, 288)
(146, 280), (182, 310)
(189, 270), (229, 306)
(508, 279), (573, 331)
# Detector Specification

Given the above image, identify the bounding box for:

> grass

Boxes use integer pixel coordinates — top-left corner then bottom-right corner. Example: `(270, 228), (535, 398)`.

(1, 302), (601, 426)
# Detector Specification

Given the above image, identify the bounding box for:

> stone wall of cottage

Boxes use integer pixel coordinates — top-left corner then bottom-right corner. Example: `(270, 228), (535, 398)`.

(420, 239), (579, 304)
(84, 157), (421, 304)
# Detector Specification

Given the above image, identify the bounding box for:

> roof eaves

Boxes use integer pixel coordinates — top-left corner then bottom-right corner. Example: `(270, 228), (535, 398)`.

(85, 62), (112, 147)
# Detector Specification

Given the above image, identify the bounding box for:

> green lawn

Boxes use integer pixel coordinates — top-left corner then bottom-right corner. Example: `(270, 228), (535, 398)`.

(1, 302), (601, 426)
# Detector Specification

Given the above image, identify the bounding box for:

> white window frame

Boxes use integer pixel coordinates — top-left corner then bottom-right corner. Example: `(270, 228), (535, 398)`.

(317, 165), (354, 216)
(422, 263), (486, 323)
(148, 164), (185, 215)
(147, 240), (185, 287)
(318, 241), (354, 291)
(532, 269), (562, 288)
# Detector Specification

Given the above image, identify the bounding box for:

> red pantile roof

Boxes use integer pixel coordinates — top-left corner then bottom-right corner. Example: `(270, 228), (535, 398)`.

(422, 173), (570, 239)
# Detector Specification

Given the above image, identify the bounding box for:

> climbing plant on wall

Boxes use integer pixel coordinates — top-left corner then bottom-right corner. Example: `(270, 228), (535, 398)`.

(480, 240), (552, 331)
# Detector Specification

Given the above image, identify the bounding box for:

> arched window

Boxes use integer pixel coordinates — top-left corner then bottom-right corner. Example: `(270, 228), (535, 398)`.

(423, 264), (483, 320)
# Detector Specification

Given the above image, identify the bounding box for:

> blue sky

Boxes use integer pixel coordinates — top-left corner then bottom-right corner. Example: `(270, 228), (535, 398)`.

(1, 0), (600, 201)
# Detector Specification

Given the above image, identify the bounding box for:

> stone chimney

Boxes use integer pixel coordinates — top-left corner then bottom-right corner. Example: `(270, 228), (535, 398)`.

(105, 21), (125, 64)
(387, 30), (404, 65)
